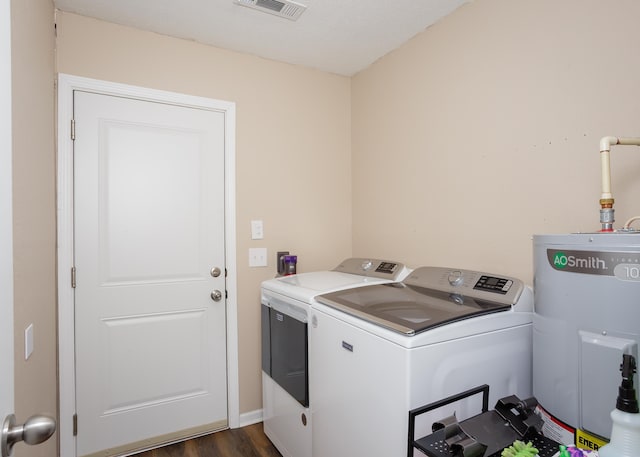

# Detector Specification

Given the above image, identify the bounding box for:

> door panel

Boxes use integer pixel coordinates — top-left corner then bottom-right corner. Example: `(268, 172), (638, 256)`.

(100, 122), (205, 284)
(74, 91), (227, 457)
(102, 309), (208, 412)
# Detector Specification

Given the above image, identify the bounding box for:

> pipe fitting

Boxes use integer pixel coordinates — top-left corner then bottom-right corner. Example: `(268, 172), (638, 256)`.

(600, 136), (640, 152)
(600, 136), (619, 153)
(597, 136), (640, 231)
(600, 198), (615, 232)
(600, 207), (615, 232)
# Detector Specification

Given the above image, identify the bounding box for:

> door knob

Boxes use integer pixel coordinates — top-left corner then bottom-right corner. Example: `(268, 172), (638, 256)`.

(210, 267), (221, 278)
(210, 290), (223, 302)
(1, 414), (56, 457)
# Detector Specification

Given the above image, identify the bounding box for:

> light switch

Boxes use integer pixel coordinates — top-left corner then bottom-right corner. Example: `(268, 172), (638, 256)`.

(251, 220), (264, 240)
(249, 247), (268, 267)
(25, 323), (33, 360)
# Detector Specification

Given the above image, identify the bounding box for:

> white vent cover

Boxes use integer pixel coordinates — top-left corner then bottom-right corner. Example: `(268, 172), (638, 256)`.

(233, 0), (307, 21)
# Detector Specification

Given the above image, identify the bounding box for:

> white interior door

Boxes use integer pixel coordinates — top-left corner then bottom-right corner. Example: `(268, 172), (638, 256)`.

(73, 91), (228, 457)
(0, 0), (14, 449)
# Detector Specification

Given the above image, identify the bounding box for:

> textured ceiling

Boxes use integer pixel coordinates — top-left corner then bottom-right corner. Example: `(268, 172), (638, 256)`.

(53, 0), (469, 76)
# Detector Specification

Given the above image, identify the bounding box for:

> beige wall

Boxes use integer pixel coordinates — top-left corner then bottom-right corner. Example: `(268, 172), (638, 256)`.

(11, 0), (57, 456)
(352, 0), (640, 283)
(13, 0), (640, 453)
(55, 11), (353, 414)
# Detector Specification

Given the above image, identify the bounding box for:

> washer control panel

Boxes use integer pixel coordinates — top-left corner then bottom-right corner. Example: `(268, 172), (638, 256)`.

(473, 275), (514, 294)
(404, 266), (524, 305)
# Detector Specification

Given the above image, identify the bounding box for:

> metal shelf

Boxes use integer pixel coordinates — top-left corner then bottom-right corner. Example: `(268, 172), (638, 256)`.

(408, 385), (561, 457)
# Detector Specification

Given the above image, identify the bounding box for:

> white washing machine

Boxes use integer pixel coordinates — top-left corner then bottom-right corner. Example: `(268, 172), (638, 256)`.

(310, 266), (534, 457)
(261, 258), (409, 457)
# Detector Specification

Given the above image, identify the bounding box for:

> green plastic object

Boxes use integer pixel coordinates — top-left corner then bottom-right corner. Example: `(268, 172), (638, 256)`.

(500, 440), (539, 457)
(558, 445), (570, 457)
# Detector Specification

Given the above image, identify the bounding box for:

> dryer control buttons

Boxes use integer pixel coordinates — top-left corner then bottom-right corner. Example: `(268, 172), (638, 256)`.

(361, 260), (373, 271)
(448, 270), (464, 286)
(375, 262), (398, 274)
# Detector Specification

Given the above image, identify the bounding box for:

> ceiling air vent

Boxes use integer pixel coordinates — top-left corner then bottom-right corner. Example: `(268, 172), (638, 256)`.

(233, 0), (307, 21)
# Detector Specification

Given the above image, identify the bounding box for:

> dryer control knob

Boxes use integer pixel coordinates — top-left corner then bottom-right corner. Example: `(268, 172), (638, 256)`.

(361, 260), (373, 271)
(448, 270), (464, 286)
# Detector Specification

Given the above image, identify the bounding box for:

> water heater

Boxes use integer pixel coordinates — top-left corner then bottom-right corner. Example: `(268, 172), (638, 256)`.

(533, 233), (640, 448)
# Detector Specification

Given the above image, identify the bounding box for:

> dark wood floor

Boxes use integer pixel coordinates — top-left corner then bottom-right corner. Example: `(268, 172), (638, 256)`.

(134, 423), (282, 457)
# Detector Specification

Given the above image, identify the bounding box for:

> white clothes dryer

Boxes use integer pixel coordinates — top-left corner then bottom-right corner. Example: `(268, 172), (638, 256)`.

(261, 258), (409, 457)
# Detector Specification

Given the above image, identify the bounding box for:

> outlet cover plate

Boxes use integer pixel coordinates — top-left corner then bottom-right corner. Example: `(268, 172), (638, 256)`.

(249, 247), (268, 267)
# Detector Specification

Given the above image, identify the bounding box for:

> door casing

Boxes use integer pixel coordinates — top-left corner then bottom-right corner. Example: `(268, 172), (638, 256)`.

(56, 74), (239, 457)
(1, 0), (14, 436)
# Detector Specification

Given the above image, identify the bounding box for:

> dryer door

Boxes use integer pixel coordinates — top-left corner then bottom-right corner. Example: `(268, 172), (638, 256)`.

(262, 303), (309, 407)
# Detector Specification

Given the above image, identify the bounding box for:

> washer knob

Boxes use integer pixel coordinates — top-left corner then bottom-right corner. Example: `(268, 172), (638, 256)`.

(448, 270), (464, 286)
(361, 260), (373, 271)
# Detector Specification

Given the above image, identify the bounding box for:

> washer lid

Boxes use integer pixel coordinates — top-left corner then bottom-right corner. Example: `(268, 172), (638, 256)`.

(315, 266), (525, 335)
(316, 283), (511, 335)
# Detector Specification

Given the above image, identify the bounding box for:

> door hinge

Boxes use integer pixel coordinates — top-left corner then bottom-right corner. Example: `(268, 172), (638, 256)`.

(70, 119), (75, 141)
(73, 414), (77, 436)
(71, 266), (76, 288)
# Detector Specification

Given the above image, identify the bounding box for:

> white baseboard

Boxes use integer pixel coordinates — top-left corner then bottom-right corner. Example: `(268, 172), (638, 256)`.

(237, 409), (263, 428)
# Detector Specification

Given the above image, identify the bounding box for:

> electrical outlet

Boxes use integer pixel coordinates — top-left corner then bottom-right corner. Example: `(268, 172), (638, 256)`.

(249, 247), (268, 267)
(25, 323), (33, 360)
(276, 251), (289, 275)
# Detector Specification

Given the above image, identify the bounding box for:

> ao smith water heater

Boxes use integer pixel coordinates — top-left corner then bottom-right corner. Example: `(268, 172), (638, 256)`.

(533, 136), (640, 449)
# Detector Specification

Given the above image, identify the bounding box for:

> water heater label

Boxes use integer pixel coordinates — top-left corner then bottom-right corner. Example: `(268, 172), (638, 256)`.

(576, 429), (607, 452)
(547, 249), (640, 281)
(535, 405), (575, 445)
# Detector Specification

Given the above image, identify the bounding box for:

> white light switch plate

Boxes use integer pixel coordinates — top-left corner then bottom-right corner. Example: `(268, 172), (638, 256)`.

(249, 247), (268, 267)
(251, 220), (264, 240)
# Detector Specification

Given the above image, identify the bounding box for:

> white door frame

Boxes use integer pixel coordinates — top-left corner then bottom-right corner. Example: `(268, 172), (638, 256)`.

(1, 0), (14, 431)
(56, 74), (239, 457)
